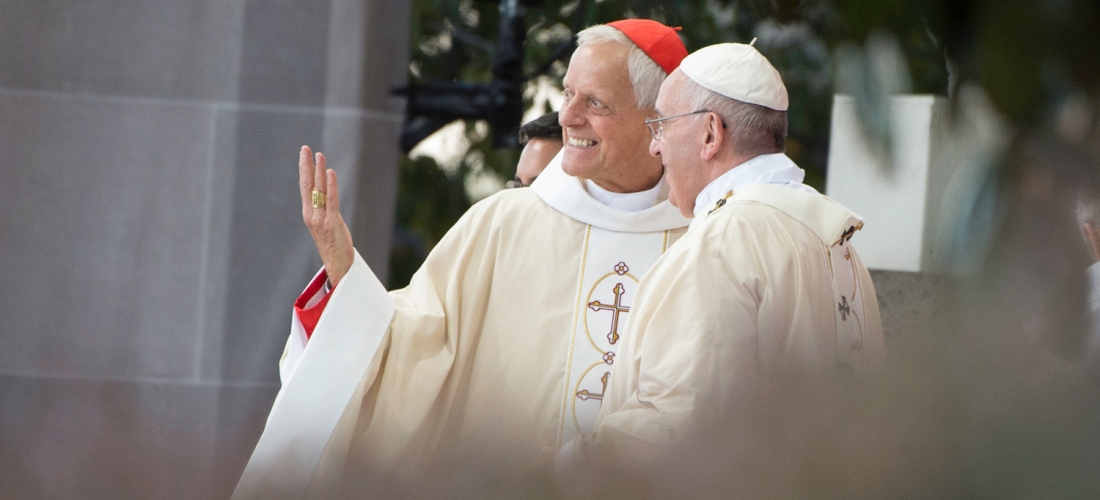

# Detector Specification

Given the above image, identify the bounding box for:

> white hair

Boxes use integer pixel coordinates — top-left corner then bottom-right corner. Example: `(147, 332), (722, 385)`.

(680, 76), (788, 155)
(576, 25), (667, 109)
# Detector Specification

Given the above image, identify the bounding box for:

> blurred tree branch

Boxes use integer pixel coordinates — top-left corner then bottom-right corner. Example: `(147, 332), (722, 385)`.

(391, 0), (1100, 289)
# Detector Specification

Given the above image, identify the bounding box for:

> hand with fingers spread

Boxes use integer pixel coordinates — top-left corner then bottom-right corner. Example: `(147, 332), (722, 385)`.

(299, 145), (355, 287)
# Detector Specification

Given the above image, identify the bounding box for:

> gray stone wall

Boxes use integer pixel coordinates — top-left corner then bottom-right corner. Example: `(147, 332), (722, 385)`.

(0, 1), (408, 497)
(870, 270), (950, 361)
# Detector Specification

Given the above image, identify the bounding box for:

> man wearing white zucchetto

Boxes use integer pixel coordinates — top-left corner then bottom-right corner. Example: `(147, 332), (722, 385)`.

(557, 41), (887, 490)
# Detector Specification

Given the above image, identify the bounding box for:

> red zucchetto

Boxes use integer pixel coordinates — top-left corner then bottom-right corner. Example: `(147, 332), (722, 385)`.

(607, 19), (688, 75)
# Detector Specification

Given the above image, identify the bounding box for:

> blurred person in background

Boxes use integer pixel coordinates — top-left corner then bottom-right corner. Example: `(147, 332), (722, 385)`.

(509, 111), (563, 188)
(234, 20), (692, 498)
(1078, 187), (1100, 343)
(557, 42), (886, 497)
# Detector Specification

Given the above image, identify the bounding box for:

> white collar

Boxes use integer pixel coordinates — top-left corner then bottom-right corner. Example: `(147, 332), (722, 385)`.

(584, 178), (664, 213)
(690, 153), (817, 227)
(530, 150), (691, 233)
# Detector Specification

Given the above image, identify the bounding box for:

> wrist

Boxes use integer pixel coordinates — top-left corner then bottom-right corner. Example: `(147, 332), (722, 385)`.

(325, 261), (352, 287)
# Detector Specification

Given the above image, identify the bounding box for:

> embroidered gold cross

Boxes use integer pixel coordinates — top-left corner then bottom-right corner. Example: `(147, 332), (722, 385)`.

(589, 283), (630, 345)
(838, 222), (865, 245)
(708, 190), (734, 215)
(838, 295), (851, 321)
(576, 372), (610, 402)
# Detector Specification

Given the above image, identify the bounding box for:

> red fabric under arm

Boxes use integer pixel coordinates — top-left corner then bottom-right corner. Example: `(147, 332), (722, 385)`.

(294, 270), (333, 339)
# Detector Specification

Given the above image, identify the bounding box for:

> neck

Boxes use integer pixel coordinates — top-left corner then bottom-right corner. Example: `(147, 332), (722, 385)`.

(587, 165), (664, 193)
(585, 178), (662, 212)
(702, 150), (759, 189)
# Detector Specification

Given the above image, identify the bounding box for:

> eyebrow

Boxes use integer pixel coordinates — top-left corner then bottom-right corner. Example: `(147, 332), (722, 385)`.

(571, 88), (619, 108)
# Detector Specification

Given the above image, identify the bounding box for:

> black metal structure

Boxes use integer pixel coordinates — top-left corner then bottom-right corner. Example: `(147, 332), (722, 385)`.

(394, 0), (527, 151)
(394, 0), (586, 153)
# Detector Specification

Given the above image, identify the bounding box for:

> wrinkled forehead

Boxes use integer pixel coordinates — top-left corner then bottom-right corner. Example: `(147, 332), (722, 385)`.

(562, 42), (632, 94)
(655, 70), (689, 114)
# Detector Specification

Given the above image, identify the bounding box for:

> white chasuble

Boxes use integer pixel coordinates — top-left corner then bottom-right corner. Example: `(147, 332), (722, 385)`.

(559, 182), (886, 487)
(233, 151), (689, 499)
(724, 184), (880, 375)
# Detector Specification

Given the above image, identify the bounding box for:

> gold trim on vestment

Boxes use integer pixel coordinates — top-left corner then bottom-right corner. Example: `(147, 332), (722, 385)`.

(839, 245), (866, 357)
(824, 242), (842, 363)
(849, 248), (867, 361)
(557, 225), (592, 448)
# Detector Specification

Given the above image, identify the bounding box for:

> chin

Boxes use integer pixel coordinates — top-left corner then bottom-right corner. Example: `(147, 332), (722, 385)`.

(560, 156), (594, 179)
(668, 190), (694, 218)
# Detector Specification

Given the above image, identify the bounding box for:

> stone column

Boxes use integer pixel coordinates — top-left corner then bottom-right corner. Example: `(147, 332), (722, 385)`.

(0, 1), (408, 497)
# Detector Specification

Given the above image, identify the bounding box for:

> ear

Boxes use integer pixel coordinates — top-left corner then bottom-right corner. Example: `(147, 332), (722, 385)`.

(699, 112), (724, 161)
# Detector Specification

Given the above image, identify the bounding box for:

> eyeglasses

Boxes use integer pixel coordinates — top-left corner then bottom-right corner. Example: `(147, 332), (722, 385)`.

(645, 109), (711, 141)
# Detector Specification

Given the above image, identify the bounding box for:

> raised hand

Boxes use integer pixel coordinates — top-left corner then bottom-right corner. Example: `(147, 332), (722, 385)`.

(298, 145), (355, 287)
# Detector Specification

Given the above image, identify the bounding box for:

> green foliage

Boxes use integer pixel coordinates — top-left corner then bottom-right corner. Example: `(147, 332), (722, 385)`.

(388, 155), (471, 289)
(390, 0), (1099, 288)
(390, 0), (902, 288)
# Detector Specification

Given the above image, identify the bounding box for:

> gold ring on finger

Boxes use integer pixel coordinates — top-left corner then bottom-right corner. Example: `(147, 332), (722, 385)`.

(311, 189), (325, 208)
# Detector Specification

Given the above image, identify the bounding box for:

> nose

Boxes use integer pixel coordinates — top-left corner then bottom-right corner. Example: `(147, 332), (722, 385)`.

(558, 96), (585, 129)
(648, 136), (661, 158)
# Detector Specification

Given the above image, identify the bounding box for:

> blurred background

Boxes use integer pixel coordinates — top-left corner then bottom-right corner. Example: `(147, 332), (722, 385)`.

(2, 0), (1100, 498)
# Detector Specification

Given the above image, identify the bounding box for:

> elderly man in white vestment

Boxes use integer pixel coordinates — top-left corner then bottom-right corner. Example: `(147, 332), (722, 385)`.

(556, 42), (887, 494)
(233, 20), (693, 498)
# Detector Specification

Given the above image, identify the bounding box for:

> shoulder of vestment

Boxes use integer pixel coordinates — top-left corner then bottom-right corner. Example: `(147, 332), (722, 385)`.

(459, 186), (570, 230)
(714, 184), (863, 247)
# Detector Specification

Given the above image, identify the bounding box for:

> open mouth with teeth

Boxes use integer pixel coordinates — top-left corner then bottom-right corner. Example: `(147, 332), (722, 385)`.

(568, 137), (598, 149)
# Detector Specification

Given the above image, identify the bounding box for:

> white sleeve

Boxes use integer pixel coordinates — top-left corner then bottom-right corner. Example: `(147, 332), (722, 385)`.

(277, 268), (328, 387)
(235, 250), (395, 499)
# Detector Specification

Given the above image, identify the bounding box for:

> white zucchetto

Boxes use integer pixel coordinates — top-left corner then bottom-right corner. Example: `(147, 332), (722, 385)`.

(679, 42), (789, 111)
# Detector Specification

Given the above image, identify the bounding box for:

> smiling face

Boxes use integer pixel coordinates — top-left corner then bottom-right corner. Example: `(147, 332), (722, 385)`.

(558, 42), (663, 193)
(649, 71), (711, 218)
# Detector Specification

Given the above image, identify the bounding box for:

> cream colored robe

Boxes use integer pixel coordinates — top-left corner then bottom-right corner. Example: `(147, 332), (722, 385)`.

(233, 153), (689, 498)
(559, 183), (886, 482)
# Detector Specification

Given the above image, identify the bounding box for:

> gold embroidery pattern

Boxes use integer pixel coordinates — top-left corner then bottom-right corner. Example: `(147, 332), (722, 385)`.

(588, 282), (630, 345)
(708, 190), (734, 215)
(582, 267), (639, 353)
(559, 231), (670, 444)
(570, 263), (640, 433)
(571, 362), (612, 433)
(576, 372), (610, 401)
(847, 248), (867, 353)
(556, 225), (592, 448)
(830, 226), (868, 370)
(836, 221), (865, 246)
